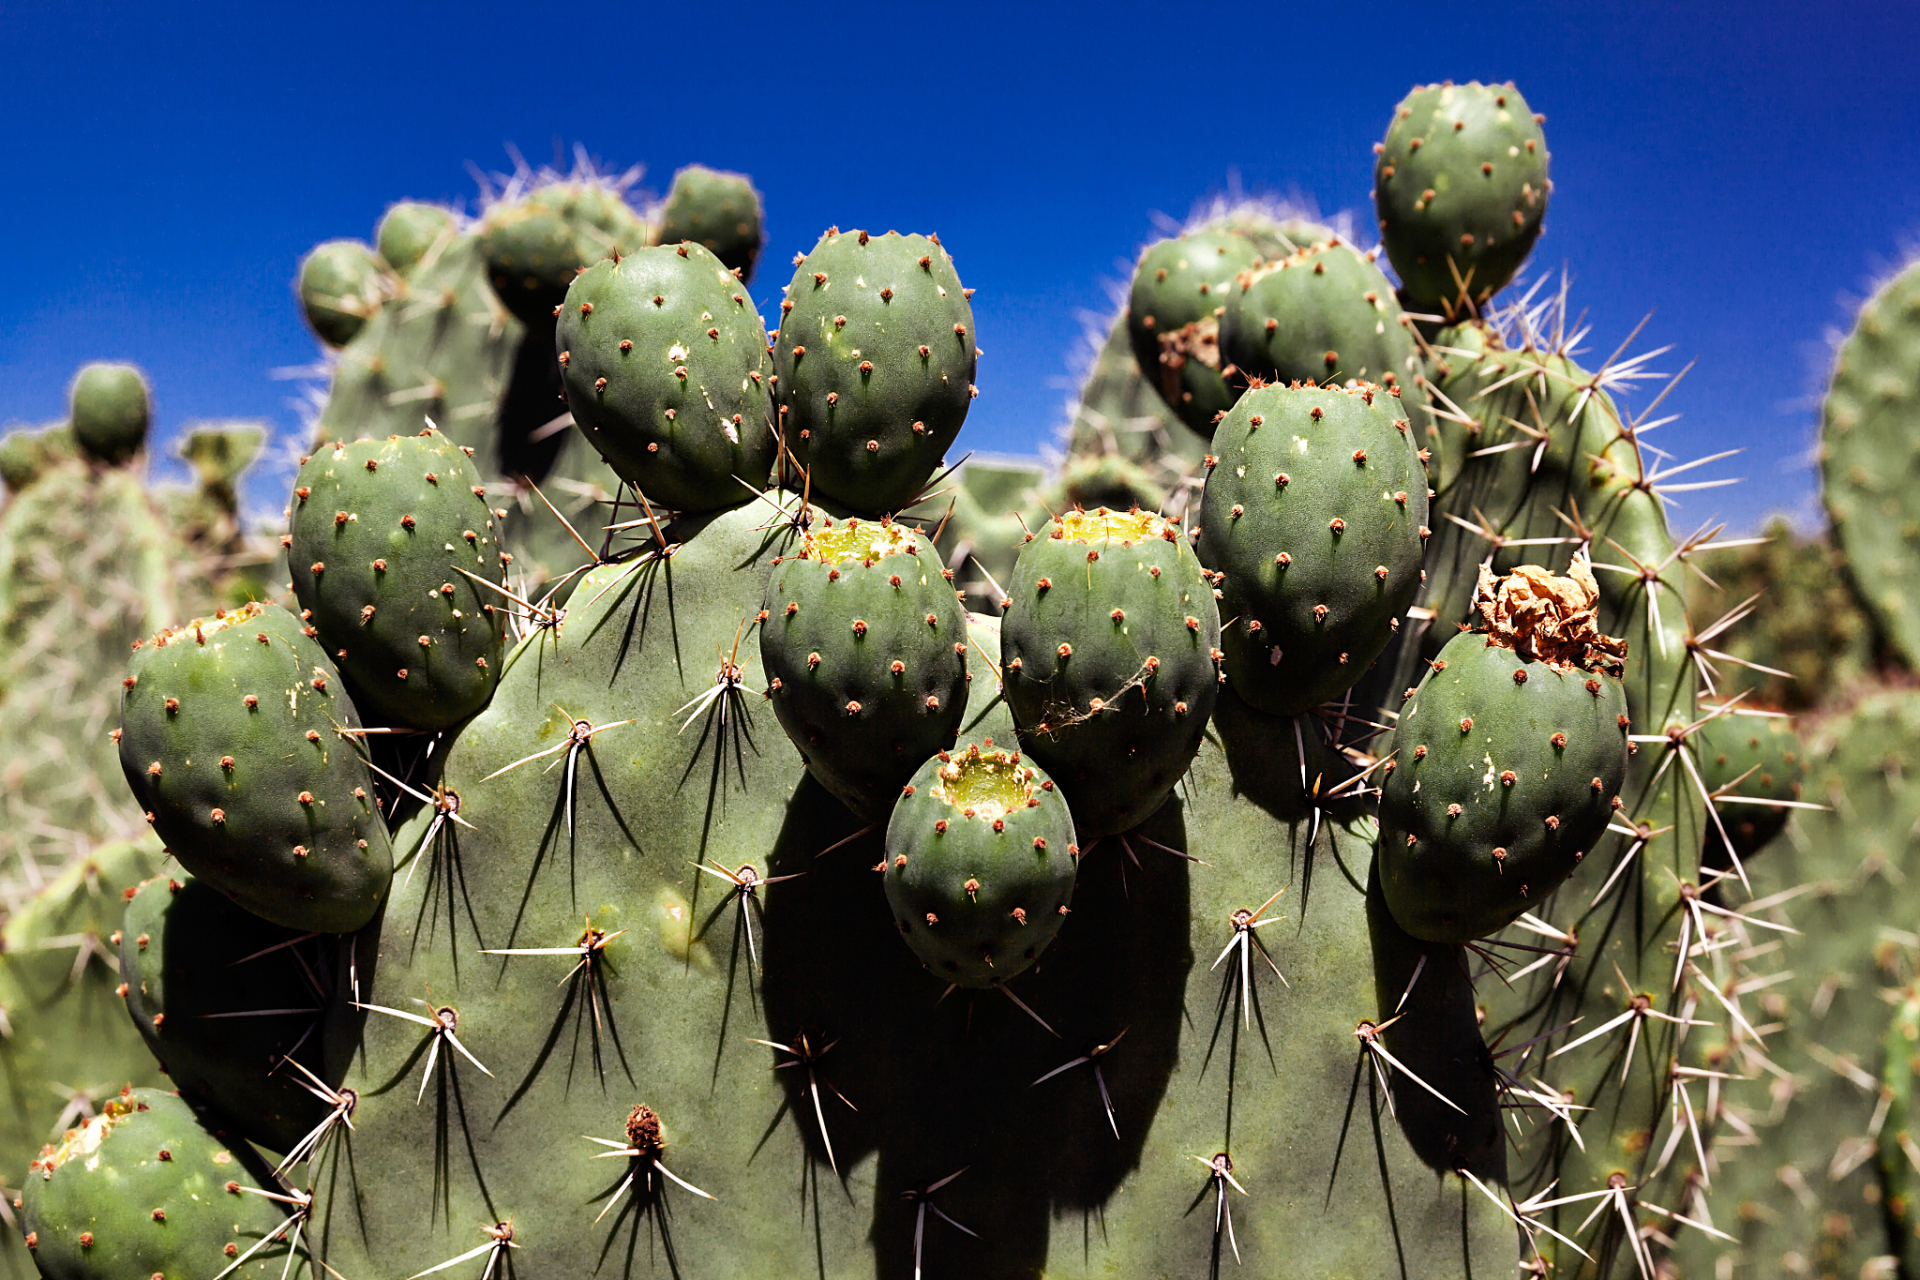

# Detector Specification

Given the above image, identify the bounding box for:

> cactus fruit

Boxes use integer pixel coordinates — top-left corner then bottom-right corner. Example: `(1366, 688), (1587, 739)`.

(375, 201), (457, 278)
(1374, 81), (1549, 315)
(1378, 559), (1629, 942)
(1696, 707), (1804, 871)
(760, 515), (970, 823)
(1125, 228), (1262, 435)
(67, 363), (149, 467)
(297, 239), (384, 348)
(1197, 380), (1429, 716)
(1000, 506), (1221, 840)
(0, 424), (77, 492)
(479, 180), (652, 325)
(774, 229), (977, 515)
(1216, 238), (1427, 421)
(1822, 259), (1920, 667)
(658, 164), (766, 283)
(287, 427), (507, 728)
(116, 601), (391, 933)
(19, 1089), (291, 1279)
(557, 242), (775, 511)
(882, 742), (1078, 988)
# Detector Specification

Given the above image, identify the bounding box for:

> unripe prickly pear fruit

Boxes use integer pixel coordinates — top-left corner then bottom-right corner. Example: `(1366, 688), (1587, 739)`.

(1378, 558), (1629, 943)
(659, 164), (765, 283)
(20, 1088), (290, 1279)
(68, 362), (150, 466)
(761, 514), (970, 822)
(1374, 81), (1549, 315)
(774, 229), (977, 514)
(118, 601), (392, 933)
(298, 239), (384, 347)
(481, 181), (652, 324)
(1697, 709), (1804, 872)
(884, 742), (1077, 987)
(1126, 228), (1261, 435)
(0, 422), (77, 491)
(1002, 506), (1221, 839)
(1216, 238), (1425, 422)
(1197, 380), (1428, 716)
(375, 201), (457, 278)
(558, 242), (775, 512)
(288, 427), (507, 729)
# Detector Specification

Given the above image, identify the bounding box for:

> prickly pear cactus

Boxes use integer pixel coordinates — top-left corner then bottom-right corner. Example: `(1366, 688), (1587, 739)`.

(298, 240), (384, 348)
(375, 201), (457, 278)
(1126, 227), (1261, 435)
(67, 364), (149, 467)
(657, 164), (765, 283)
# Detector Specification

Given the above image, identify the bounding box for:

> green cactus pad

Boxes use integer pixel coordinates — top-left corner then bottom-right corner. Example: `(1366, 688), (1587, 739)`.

(288, 428), (507, 728)
(557, 242), (775, 512)
(1378, 560), (1628, 943)
(1001, 507), (1221, 840)
(117, 601), (392, 933)
(774, 229), (977, 514)
(297, 239), (384, 348)
(375, 201), (457, 278)
(1375, 82), (1550, 315)
(658, 164), (765, 283)
(1197, 380), (1429, 716)
(67, 363), (150, 467)
(480, 181), (652, 324)
(1884, 986), (1920, 1273)
(1822, 259), (1920, 667)
(20, 1089), (290, 1279)
(761, 515), (970, 822)
(1126, 228), (1261, 435)
(1216, 238), (1426, 423)
(120, 872), (363, 1156)
(1697, 708), (1804, 873)
(883, 742), (1078, 987)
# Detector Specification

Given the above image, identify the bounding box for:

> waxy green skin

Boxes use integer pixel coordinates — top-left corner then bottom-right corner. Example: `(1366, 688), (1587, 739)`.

(1216, 239), (1427, 425)
(1696, 710), (1804, 870)
(297, 239), (384, 348)
(1126, 229), (1261, 435)
(1198, 382), (1428, 716)
(480, 181), (652, 324)
(1001, 512), (1222, 840)
(1378, 631), (1627, 943)
(120, 873), (360, 1157)
(20, 1090), (289, 1280)
(117, 601), (392, 933)
(376, 201), (457, 278)
(1884, 988), (1920, 1274)
(67, 363), (150, 466)
(883, 747), (1077, 988)
(761, 520), (969, 823)
(659, 164), (765, 284)
(1375, 82), (1549, 315)
(558, 243), (774, 512)
(288, 428), (507, 729)
(774, 229), (977, 514)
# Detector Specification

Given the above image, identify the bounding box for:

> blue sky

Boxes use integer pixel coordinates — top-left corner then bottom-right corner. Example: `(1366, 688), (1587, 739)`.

(3, 1), (1917, 533)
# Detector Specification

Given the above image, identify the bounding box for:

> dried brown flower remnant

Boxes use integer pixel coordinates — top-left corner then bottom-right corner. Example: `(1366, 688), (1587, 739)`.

(1473, 553), (1626, 676)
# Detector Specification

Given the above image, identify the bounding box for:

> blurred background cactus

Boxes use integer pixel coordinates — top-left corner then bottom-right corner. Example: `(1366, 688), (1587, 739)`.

(1, 68), (1917, 1280)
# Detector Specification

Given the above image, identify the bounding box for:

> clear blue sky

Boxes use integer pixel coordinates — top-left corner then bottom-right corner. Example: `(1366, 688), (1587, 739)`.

(4, 1), (1917, 533)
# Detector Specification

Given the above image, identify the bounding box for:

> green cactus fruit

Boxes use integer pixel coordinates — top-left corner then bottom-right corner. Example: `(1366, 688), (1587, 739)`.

(1378, 559), (1629, 943)
(1216, 238), (1427, 423)
(68, 363), (150, 466)
(20, 1089), (290, 1279)
(1375, 81), (1550, 315)
(1823, 259), (1920, 667)
(761, 514), (970, 822)
(1697, 708), (1805, 873)
(883, 742), (1077, 987)
(1125, 228), (1262, 435)
(288, 428), (507, 728)
(1883, 986), (1920, 1273)
(117, 601), (392, 933)
(297, 239), (384, 348)
(1197, 380), (1429, 716)
(557, 242), (775, 512)
(1001, 507), (1221, 840)
(376, 201), (457, 277)
(658, 164), (765, 283)
(773, 229), (978, 514)
(479, 181), (652, 325)
(120, 872), (364, 1156)
(1052, 453), (1164, 515)
(0, 423), (77, 492)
